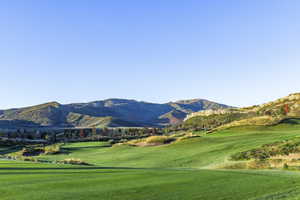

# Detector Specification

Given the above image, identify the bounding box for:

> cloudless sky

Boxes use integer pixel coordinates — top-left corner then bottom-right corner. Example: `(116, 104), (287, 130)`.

(0, 0), (300, 109)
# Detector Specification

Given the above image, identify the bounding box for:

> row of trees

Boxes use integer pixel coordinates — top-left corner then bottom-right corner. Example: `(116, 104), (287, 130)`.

(0, 127), (164, 143)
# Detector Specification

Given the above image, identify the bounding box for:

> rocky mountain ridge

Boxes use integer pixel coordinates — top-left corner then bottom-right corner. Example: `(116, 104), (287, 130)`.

(0, 98), (231, 128)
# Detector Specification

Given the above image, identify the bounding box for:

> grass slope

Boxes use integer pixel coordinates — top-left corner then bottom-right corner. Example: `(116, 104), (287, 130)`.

(38, 123), (300, 168)
(2, 161), (300, 200)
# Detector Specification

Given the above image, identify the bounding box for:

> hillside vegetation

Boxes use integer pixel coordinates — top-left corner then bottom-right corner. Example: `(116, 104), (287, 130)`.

(10, 122), (298, 169)
(183, 93), (300, 131)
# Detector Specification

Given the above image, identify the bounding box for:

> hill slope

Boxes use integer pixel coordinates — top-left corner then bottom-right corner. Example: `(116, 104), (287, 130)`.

(0, 98), (230, 128)
(183, 93), (300, 131)
(35, 124), (300, 168)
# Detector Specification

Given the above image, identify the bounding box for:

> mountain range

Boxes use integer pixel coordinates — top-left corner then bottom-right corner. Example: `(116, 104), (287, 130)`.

(0, 98), (230, 129)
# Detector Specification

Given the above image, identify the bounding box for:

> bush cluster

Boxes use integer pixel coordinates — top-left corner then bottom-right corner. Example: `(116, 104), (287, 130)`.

(181, 112), (256, 131)
(231, 139), (300, 161)
(44, 144), (61, 155)
(144, 136), (176, 144)
(58, 158), (90, 165)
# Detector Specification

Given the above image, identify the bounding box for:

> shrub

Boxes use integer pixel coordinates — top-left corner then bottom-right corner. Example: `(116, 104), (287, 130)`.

(125, 136), (177, 147)
(231, 138), (300, 161)
(178, 133), (200, 141)
(108, 139), (116, 145)
(21, 147), (44, 157)
(247, 160), (271, 169)
(145, 136), (176, 144)
(58, 158), (90, 166)
(119, 139), (128, 143)
(22, 157), (37, 162)
(44, 144), (61, 155)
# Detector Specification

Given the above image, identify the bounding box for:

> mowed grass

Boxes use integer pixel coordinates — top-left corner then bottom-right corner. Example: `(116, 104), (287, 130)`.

(62, 141), (111, 148)
(2, 123), (300, 199)
(39, 124), (300, 168)
(2, 160), (300, 200)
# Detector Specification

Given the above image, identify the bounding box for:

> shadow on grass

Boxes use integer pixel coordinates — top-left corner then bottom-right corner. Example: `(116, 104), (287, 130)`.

(0, 171), (125, 175)
(0, 166), (195, 174)
(0, 146), (23, 155)
(0, 166), (148, 170)
(54, 145), (111, 155)
(0, 162), (39, 165)
(62, 145), (111, 151)
(0, 166), (156, 175)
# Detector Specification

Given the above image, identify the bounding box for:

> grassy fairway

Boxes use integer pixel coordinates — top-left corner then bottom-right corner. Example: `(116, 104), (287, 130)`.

(1, 161), (300, 200)
(2, 123), (300, 199)
(39, 124), (300, 168)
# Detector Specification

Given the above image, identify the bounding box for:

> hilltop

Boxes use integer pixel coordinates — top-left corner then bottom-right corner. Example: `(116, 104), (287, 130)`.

(0, 98), (230, 129)
(183, 93), (300, 131)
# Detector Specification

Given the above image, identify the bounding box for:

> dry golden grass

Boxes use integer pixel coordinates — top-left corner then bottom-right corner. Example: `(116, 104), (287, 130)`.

(213, 115), (278, 131)
(59, 158), (90, 165)
(126, 136), (177, 147)
(44, 144), (61, 155)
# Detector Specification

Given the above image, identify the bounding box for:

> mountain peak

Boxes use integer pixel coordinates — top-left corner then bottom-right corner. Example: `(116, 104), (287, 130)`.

(35, 101), (61, 109)
(173, 98), (205, 104)
(0, 98), (231, 128)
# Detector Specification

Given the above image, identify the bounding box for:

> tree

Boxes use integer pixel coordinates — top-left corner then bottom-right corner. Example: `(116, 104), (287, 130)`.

(284, 104), (289, 115)
(79, 129), (85, 138)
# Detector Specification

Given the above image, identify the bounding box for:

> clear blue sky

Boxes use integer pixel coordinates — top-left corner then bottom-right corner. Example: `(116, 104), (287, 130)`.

(0, 0), (300, 109)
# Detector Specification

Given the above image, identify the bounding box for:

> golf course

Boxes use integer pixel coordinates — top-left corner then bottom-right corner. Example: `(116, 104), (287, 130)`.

(1, 1), (300, 199)
(2, 123), (300, 200)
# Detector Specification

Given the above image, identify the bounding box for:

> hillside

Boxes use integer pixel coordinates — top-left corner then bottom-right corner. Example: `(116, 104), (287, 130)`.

(0, 98), (230, 129)
(32, 123), (300, 168)
(183, 93), (300, 131)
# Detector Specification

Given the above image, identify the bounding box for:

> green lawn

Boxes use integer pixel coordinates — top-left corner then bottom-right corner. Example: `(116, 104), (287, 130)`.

(62, 141), (111, 148)
(1, 161), (300, 200)
(2, 123), (300, 200)
(39, 124), (300, 168)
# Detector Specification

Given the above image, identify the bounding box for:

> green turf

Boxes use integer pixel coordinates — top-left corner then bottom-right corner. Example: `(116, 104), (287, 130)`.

(38, 124), (300, 168)
(2, 123), (300, 200)
(62, 141), (110, 148)
(2, 161), (300, 200)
